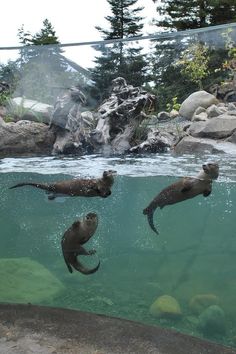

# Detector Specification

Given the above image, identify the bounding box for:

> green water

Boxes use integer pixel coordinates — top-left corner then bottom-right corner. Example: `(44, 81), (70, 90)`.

(0, 168), (236, 347)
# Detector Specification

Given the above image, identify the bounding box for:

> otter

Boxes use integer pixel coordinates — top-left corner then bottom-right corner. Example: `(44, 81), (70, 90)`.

(61, 212), (100, 274)
(9, 170), (116, 200)
(143, 162), (219, 235)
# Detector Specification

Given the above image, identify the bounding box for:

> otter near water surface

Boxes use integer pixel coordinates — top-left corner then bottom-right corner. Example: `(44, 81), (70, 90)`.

(9, 170), (116, 200)
(143, 162), (219, 235)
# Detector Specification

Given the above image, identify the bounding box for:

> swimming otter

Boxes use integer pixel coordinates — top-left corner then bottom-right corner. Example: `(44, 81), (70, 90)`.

(9, 170), (116, 200)
(143, 162), (219, 235)
(61, 212), (100, 274)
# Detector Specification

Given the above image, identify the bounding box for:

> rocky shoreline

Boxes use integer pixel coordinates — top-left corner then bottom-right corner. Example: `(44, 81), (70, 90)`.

(1, 77), (236, 158)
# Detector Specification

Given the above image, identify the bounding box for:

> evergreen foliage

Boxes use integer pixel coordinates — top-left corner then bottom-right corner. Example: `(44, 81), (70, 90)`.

(150, 0), (236, 110)
(90, 0), (149, 101)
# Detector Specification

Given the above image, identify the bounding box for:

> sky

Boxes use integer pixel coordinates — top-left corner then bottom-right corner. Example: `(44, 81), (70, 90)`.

(0, 0), (158, 67)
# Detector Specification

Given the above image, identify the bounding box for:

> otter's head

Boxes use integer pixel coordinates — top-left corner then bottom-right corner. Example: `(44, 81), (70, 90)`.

(85, 212), (98, 223)
(102, 170), (117, 185)
(202, 162), (219, 179)
(84, 212), (98, 232)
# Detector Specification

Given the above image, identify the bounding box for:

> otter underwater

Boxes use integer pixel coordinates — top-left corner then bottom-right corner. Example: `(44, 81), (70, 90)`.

(8, 161), (219, 274)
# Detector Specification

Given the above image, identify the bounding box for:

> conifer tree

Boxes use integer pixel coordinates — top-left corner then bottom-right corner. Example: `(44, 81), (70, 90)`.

(16, 19), (75, 103)
(153, 0), (236, 31)
(91, 0), (148, 101)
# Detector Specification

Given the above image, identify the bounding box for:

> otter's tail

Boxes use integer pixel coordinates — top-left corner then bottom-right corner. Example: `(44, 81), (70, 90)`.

(143, 207), (159, 235)
(9, 182), (51, 191)
(73, 258), (100, 275)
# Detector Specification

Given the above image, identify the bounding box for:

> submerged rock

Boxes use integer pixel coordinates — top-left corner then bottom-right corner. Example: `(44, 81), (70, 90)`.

(198, 305), (226, 337)
(149, 295), (182, 318)
(189, 294), (220, 315)
(0, 257), (64, 303)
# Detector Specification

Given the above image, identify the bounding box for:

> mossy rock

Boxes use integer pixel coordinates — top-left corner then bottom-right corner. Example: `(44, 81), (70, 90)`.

(198, 305), (226, 337)
(189, 294), (219, 315)
(149, 295), (182, 318)
(0, 257), (64, 303)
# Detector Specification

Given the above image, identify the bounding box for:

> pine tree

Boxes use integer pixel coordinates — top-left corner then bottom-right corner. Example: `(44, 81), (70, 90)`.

(91, 0), (148, 101)
(154, 0), (236, 31)
(16, 19), (76, 103)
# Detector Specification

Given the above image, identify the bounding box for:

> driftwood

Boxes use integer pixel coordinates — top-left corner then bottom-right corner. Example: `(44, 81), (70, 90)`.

(91, 77), (156, 154)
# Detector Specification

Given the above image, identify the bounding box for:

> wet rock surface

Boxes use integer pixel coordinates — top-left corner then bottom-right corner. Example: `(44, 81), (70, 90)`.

(0, 304), (235, 354)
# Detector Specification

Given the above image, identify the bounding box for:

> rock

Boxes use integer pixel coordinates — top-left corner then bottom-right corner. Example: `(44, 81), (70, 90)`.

(194, 106), (206, 115)
(173, 136), (236, 155)
(0, 257), (64, 303)
(227, 102), (236, 111)
(206, 104), (224, 118)
(149, 295), (182, 318)
(169, 109), (179, 119)
(9, 97), (53, 124)
(189, 294), (220, 315)
(198, 305), (226, 337)
(157, 111), (171, 121)
(179, 91), (218, 120)
(192, 112), (208, 122)
(189, 114), (236, 139)
(0, 120), (56, 157)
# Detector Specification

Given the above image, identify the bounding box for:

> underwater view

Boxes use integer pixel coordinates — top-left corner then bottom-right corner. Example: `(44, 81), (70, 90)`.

(0, 153), (236, 348)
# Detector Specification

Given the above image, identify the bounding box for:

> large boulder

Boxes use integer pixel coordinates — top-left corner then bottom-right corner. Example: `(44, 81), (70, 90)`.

(188, 114), (236, 139)
(0, 257), (64, 303)
(179, 91), (218, 120)
(149, 295), (182, 318)
(0, 119), (56, 157)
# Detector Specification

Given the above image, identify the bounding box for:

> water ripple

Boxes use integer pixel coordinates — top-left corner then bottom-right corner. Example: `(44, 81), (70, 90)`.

(0, 153), (236, 182)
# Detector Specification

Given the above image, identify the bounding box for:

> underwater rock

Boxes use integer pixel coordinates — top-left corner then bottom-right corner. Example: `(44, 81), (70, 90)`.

(0, 257), (64, 303)
(189, 294), (220, 315)
(198, 305), (226, 337)
(149, 295), (182, 318)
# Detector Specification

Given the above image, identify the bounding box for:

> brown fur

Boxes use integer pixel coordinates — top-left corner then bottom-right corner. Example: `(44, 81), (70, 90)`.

(61, 212), (100, 274)
(143, 163), (219, 234)
(9, 170), (116, 200)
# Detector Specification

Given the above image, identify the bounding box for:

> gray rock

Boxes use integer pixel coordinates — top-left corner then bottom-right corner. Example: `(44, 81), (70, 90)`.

(0, 120), (56, 157)
(173, 135), (236, 155)
(192, 112), (208, 122)
(198, 305), (226, 337)
(179, 91), (218, 120)
(157, 111), (171, 121)
(227, 102), (236, 111)
(189, 114), (236, 139)
(206, 104), (224, 118)
(194, 106), (206, 115)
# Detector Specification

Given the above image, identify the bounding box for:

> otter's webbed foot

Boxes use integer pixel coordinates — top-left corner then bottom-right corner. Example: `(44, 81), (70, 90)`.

(48, 194), (56, 200)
